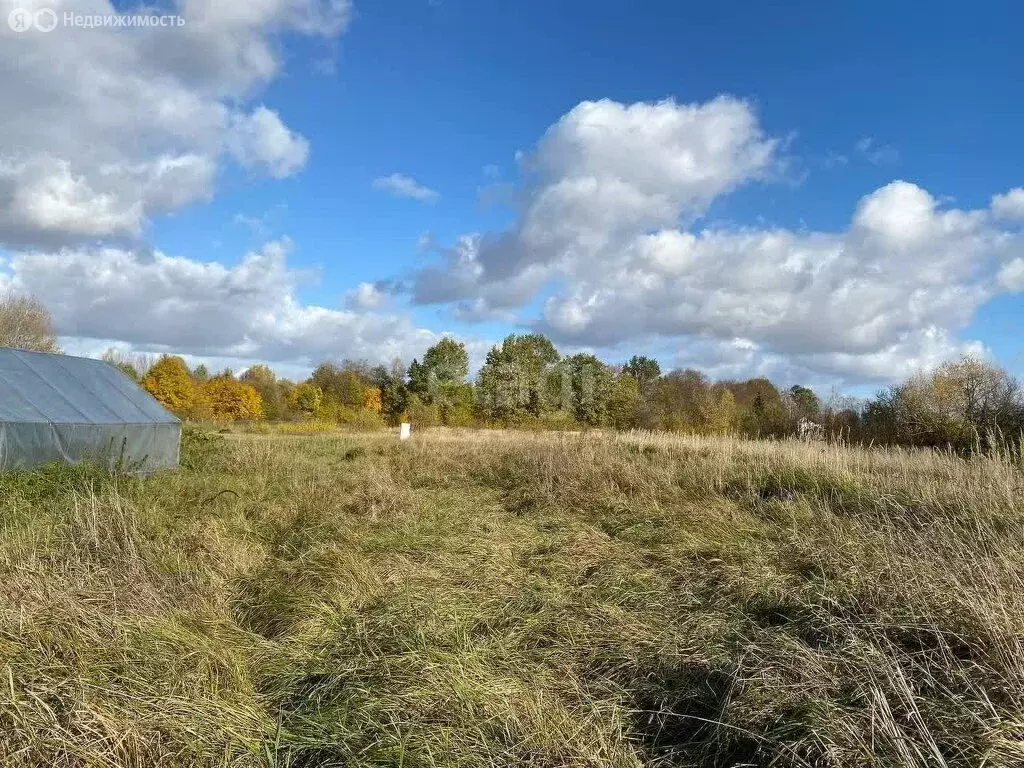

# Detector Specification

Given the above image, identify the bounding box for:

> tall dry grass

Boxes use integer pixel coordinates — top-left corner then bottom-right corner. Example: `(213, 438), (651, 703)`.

(1, 428), (1022, 766)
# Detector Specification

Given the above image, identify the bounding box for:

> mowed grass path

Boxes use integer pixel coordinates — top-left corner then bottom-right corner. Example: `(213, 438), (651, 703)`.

(2, 429), (1023, 767)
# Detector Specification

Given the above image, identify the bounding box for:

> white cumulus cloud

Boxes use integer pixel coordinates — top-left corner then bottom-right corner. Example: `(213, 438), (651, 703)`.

(536, 180), (1019, 381)
(373, 173), (440, 203)
(407, 94), (1024, 383)
(0, 0), (348, 248)
(0, 238), (446, 371)
(998, 258), (1024, 291)
(344, 281), (387, 310)
(991, 188), (1024, 220)
(226, 107), (310, 179)
(411, 96), (779, 308)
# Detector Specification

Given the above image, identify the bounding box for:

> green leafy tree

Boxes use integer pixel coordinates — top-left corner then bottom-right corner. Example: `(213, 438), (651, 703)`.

(622, 355), (661, 394)
(423, 337), (469, 387)
(337, 370), (366, 408)
(722, 378), (786, 437)
(408, 338), (471, 420)
(310, 362), (375, 408)
(739, 391), (786, 437)
(561, 354), (613, 426)
(439, 384), (476, 427)
(289, 382), (323, 417)
(477, 333), (560, 422)
(372, 359), (409, 425)
(788, 385), (821, 419)
(240, 364), (286, 420)
(607, 374), (642, 429)
(862, 356), (1024, 451)
(655, 369), (711, 431)
(276, 379), (296, 417)
(407, 358), (430, 401)
(310, 362), (343, 402)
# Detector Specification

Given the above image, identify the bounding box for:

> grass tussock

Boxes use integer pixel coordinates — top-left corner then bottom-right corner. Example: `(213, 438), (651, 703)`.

(2, 428), (1024, 766)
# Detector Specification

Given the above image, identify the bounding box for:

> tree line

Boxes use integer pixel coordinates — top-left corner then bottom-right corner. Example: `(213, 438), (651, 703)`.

(2, 291), (1022, 453)
(120, 333), (1024, 454)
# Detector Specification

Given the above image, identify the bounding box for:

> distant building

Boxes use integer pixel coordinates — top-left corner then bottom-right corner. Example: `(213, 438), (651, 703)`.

(0, 348), (180, 472)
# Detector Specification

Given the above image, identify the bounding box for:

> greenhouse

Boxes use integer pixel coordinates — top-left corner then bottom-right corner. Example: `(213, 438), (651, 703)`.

(0, 348), (180, 472)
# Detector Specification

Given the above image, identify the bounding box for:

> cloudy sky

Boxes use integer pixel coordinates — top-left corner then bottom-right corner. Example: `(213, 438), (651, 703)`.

(1, 0), (1021, 389)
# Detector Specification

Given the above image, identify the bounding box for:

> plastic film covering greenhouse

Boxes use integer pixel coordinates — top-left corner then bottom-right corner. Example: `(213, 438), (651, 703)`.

(0, 348), (180, 472)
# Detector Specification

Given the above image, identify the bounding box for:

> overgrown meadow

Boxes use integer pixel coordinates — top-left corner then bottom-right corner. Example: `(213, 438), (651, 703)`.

(2, 428), (1023, 766)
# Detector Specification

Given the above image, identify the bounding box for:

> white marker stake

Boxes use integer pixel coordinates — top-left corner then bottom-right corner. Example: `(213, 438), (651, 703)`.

(399, 422), (411, 441)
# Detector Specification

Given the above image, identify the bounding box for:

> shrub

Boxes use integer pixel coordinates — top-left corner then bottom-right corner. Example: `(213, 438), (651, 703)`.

(336, 407), (386, 431)
(178, 423), (225, 470)
(277, 419), (338, 435)
(404, 394), (440, 428)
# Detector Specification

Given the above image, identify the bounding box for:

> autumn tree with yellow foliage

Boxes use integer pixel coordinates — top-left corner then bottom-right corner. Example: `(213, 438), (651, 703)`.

(203, 375), (263, 422)
(362, 387), (383, 414)
(288, 382), (323, 417)
(141, 356), (197, 417)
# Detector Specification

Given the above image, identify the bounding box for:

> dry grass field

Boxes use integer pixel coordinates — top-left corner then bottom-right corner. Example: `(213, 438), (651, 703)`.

(2, 427), (1023, 767)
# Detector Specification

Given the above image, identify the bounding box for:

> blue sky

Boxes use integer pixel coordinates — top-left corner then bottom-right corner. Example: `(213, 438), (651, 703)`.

(2, 0), (1022, 389)
(162, 0), (1021, 261)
